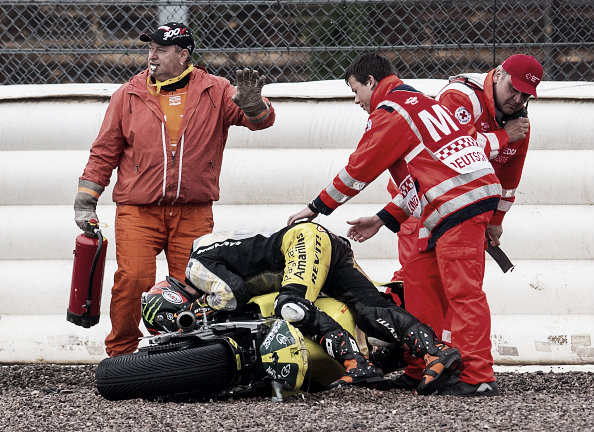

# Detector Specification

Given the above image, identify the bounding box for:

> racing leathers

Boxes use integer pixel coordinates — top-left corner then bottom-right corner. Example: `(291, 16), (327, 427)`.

(306, 75), (501, 386)
(187, 222), (423, 343)
(185, 222), (461, 392)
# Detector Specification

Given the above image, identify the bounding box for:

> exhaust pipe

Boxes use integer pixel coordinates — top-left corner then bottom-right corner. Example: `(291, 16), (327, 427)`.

(176, 311), (196, 332)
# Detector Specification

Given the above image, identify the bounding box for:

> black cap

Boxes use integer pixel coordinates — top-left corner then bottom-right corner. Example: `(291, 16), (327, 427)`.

(140, 22), (195, 55)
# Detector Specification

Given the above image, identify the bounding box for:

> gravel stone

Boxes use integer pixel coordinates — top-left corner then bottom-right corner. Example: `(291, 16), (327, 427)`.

(1, 364), (593, 431)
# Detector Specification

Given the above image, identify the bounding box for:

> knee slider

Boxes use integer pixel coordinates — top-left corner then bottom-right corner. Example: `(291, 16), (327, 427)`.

(403, 323), (439, 358)
(321, 329), (360, 360)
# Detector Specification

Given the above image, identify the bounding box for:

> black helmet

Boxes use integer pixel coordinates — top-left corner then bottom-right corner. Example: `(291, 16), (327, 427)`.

(141, 276), (196, 335)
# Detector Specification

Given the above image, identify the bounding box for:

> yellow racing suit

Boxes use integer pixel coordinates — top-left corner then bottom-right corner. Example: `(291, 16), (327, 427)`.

(185, 222), (420, 343)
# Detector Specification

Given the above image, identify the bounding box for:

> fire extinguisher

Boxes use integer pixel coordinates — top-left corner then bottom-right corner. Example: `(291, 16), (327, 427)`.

(67, 219), (108, 328)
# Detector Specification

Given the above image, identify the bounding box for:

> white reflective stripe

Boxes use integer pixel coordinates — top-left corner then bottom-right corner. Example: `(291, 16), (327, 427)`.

(404, 142), (425, 163)
(376, 100), (423, 142)
(420, 194), (429, 210)
(172, 134), (185, 204)
(338, 168), (368, 191)
(483, 132), (500, 159)
(502, 188), (516, 198)
(437, 81), (483, 120)
(476, 133), (488, 150)
(325, 183), (351, 204)
(157, 122), (167, 205)
(456, 73), (487, 89)
(498, 199), (513, 212)
(392, 193), (412, 216)
(419, 226), (430, 239)
(424, 168), (495, 203)
(423, 183), (502, 231)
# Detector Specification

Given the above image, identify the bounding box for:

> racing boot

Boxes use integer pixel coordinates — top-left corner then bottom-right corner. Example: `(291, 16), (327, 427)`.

(402, 323), (462, 395)
(320, 329), (383, 389)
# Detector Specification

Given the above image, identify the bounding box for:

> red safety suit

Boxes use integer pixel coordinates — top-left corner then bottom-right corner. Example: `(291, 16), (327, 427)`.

(311, 75), (501, 249)
(437, 70), (530, 225)
(397, 71), (532, 384)
(391, 70), (531, 275)
(310, 75), (501, 385)
(81, 66), (275, 356)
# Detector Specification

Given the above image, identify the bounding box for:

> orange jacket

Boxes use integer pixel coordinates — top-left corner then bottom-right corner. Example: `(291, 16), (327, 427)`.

(436, 70), (530, 225)
(81, 67), (275, 205)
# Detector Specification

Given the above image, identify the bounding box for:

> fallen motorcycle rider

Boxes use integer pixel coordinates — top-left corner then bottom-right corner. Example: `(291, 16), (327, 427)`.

(148, 221), (461, 395)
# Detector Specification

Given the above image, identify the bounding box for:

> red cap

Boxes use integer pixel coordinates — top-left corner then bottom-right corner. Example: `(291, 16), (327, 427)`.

(501, 54), (543, 98)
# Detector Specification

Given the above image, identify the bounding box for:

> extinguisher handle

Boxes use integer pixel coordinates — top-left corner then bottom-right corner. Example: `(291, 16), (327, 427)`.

(84, 228), (104, 313)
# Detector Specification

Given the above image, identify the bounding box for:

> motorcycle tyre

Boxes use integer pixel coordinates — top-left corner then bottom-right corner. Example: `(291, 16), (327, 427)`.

(95, 341), (240, 401)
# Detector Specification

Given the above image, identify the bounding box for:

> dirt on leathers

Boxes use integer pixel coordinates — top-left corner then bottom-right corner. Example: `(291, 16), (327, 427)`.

(0, 364), (592, 431)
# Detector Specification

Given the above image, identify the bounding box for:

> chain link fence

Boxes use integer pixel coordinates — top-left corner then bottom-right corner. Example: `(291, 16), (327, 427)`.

(2, 0), (593, 85)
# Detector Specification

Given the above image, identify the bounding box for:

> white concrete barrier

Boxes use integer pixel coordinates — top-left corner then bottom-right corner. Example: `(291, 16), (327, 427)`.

(2, 149), (594, 206)
(0, 80), (592, 364)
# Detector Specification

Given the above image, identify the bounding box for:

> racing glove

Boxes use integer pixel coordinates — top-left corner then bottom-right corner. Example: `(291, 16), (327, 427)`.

(74, 179), (104, 236)
(191, 294), (214, 321)
(232, 67), (269, 123)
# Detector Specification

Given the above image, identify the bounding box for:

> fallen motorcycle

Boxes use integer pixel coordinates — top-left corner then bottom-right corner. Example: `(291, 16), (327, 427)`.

(95, 281), (404, 402)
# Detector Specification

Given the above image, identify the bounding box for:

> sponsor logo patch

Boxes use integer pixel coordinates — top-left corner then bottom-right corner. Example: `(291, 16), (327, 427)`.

(276, 332), (290, 346)
(435, 136), (491, 174)
(161, 26), (188, 41)
(525, 73), (540, 84)
(193, 240), (242, 256)
(280, 364), (292, 378)
(162, 289), (184, 305)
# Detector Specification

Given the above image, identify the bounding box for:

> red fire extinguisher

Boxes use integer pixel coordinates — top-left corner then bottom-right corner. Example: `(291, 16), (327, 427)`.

(67, 219), (108, 328)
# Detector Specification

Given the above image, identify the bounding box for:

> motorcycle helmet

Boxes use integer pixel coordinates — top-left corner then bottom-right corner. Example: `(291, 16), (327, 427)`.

(141, 276), (195, 335)
(260, 319), (309, 392)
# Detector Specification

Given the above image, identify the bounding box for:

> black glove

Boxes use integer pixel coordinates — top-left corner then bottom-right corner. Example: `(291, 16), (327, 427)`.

(232, 67), (269, 121)
(74, 179), (104, 236)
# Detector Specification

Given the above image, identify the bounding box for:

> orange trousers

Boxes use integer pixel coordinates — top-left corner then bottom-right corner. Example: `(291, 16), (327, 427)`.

(105, 204), (214, 356)
(402, 212), (495, 385)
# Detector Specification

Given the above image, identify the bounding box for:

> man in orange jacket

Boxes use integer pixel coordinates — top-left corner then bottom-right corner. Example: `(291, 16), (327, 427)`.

(74, 22), (275, 357)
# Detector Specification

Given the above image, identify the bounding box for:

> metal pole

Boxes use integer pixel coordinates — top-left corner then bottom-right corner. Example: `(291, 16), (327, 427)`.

(492, 0), (497, 67)
(543, 0), (554, 80)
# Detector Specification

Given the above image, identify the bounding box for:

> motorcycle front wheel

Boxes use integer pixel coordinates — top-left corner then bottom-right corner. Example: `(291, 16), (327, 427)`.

(95, 340), (241, 401)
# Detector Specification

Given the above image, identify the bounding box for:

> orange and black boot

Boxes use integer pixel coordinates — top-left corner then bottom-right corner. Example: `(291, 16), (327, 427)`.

(402, 323), (462, 395)
(320, 329), (384, 389)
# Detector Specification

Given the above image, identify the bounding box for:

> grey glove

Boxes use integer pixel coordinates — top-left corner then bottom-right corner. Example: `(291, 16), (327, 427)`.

(74, 179), (104, 236)
(232, 68), (269, 121)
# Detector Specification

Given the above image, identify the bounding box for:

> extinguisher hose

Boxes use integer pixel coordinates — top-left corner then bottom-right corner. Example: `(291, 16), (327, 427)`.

(84, 229), (104, 316)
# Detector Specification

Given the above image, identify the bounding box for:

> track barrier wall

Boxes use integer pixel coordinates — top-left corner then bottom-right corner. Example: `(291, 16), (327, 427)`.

(0, 79), (592, 364)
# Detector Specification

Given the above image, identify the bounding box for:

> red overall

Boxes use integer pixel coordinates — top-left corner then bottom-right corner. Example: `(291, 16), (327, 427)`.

(309, 75), (501, 385)
(403, 212), (494, 384)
